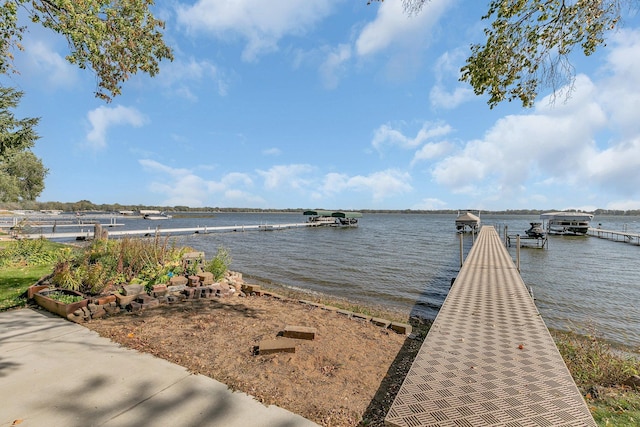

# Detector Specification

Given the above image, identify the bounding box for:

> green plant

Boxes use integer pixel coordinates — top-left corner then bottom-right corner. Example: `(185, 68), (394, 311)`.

(51, 261), (82, 292)
(85, 262), (108, 294)
(49, 236), (192, 295)
(204, 247), (231, 281)
(553, 328), (639, 389)
(45, 291), (84, 304)
(0, 238), (65, 267)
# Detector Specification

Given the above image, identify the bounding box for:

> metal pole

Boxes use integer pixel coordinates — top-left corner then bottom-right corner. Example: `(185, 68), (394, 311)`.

(459, 232), (464, 267)
(516, 235), (521, 272)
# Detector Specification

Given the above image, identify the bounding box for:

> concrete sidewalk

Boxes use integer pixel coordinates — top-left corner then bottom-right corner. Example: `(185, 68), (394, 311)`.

(0, 308), (319, 427)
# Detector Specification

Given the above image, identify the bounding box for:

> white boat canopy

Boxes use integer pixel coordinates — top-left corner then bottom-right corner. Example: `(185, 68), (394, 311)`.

(456, 211), (480, 225)
(540, 212), (594, 221)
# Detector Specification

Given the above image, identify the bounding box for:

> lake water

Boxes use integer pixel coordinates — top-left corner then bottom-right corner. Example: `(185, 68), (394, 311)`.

(37, 212), (640, 350)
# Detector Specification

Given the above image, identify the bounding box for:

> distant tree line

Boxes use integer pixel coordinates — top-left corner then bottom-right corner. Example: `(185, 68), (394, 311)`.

(2, 201), (640, 217)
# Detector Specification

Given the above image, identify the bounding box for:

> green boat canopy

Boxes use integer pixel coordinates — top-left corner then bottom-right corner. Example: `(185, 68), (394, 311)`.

(303, 210), (362, 218)
(331, 211), (362, 219)
(303, 210), (334, 217)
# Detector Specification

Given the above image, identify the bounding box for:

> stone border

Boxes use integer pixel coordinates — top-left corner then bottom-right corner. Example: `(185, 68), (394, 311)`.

(30, 272), (412, 337)
(243, 285), (412, 336)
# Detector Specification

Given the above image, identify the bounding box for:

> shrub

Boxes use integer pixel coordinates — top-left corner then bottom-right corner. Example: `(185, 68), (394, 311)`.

(0, 238), (65, 267)
(553, 328), (639, 389)
(51, 261), (83, 292)
(50, 236), (193, 295)
(204, 246), (232, 281)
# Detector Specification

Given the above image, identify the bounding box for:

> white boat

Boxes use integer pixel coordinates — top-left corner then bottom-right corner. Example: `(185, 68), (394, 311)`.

(143, 212), (172, 220)
(540, 211), (593, 235)
(308, 216), (337, 225)
(455, 211), (480, 233)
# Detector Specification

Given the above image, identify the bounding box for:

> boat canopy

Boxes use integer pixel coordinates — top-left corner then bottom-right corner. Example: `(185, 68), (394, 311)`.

(331, 211), (363, 219)
(540, 211), (594, 221)
(303, 210), (334, 217)
(456, 212), (480, 224)
(303, 210), (363, 218)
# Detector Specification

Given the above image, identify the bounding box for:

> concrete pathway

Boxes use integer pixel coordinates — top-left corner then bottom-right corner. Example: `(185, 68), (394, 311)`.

(0, 308), (319, 427)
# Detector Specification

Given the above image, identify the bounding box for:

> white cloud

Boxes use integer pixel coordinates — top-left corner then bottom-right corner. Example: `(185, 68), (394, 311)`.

(24, 40), (78, 88)
(411, 140), (455, 166)
(221, 172), (254, 187)
(412, 198), (447, 210)
(425, 27), (640, 209)
(429, 49), (475, 109)
(355, 0), (450, 57)
(353, 0), (452, 83)
(429, 74), (608, 197)
(321, 169), (412, 201)
(157, 57), (229, 100)
(85, 106), (148, 150)
(149, 174), (210, 207)
(223, 189), (266, 205)
(139, 159), (189, 177)
(262, 147), (282, 156)
(319, 43), (352, 89)
(140, 159), (258, 207)
(430, 85), (474, 110)
(606, 199), (640, 210)
(586, 137), (640, 195)
(597, 28), (640, 138)
(142, 159), (412, 207)
(372, 121), (452, 152)
(176, 0), (334, 62)
(431, 144), (487, 193)
(257, 164), (315, 190)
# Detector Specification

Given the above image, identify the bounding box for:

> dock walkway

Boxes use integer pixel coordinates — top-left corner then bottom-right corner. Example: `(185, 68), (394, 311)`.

(386, 226), (595, 426)
(587, 227), (640, 245)
(18, 222), (318, 240)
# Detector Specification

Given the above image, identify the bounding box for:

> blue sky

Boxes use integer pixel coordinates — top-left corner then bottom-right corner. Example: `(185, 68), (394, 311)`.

(6, 1), (640, 211)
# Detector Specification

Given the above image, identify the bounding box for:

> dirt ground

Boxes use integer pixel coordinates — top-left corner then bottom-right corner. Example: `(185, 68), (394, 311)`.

(83, 288), (430, 427)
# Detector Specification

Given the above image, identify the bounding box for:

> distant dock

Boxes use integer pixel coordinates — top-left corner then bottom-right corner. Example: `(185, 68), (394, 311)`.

(587, 227), (640, 246)
(15, 221), (323, 240)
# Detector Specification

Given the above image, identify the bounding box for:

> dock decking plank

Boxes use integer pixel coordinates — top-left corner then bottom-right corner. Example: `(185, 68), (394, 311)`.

(385, 226), (595, 427)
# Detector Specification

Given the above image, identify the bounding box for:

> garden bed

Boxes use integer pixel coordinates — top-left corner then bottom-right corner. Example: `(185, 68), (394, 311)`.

(33, 289), (88, 318)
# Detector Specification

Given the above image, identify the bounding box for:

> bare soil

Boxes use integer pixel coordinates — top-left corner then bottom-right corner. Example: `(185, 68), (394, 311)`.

(83, 290), (429, 427)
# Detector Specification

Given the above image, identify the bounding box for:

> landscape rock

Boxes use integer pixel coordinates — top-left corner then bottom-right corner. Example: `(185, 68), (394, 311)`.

(167, 284), (186, 293)
(197, 272), (214, 285)
(283, 325), (317, 340)
(122, 284), (144, 296)
(390, 322), (412, 335)
(115, 293), (138, 307)
(625, 375), (640, 388)
(169, 276), (188, 287)
(257, 338), (297, 355)
(95, 295), (116, 305)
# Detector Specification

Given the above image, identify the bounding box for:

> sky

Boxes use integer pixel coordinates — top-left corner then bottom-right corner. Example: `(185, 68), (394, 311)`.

(6, 0), (640, 211)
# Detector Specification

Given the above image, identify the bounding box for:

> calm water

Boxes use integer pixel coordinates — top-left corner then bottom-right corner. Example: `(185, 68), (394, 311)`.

(43, 212), (640, 349)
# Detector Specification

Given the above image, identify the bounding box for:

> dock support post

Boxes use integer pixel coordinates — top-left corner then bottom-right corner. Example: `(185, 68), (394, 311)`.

(516, 235), (521, 272)
(459, 232), (464, 267)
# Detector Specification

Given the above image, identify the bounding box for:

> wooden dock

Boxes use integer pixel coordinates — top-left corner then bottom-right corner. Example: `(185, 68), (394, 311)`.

(386, 226), (595, 427)
(587, 227), (640, 245)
